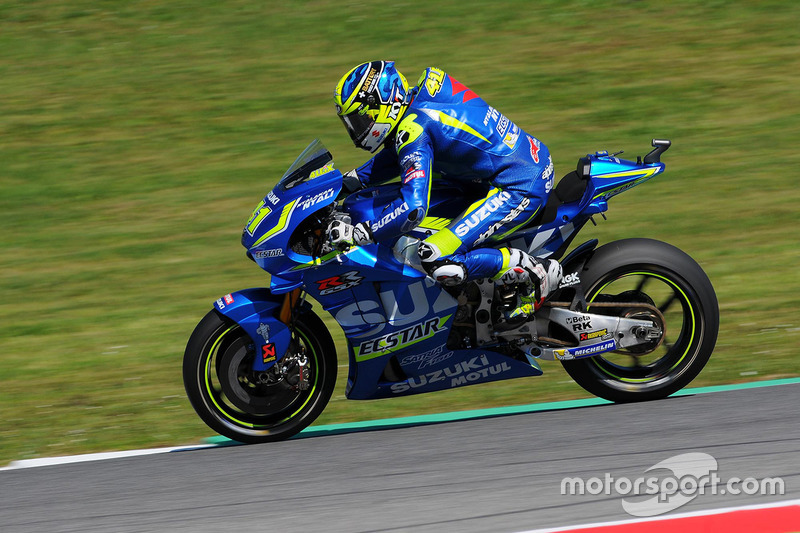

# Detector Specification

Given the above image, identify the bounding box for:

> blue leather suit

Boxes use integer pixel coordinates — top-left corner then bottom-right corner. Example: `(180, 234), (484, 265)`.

(354, 68), (554, 281)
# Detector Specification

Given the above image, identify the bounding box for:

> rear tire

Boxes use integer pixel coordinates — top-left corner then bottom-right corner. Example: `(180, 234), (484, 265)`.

(561, 239), (718, 402)
(183, 308), (336, 443)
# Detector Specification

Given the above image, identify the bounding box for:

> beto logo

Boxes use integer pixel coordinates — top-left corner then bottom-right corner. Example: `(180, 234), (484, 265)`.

(572, 321), (592, 332)
(315, 271), (364, 295)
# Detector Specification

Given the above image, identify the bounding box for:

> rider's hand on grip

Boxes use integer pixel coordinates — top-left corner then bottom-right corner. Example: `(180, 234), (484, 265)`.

(327, 217), (373, 250)
(327, 219), (354, 250)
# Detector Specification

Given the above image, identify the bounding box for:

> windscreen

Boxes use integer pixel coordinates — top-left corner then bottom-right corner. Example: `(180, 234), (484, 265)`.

(276, 140), (334, 191)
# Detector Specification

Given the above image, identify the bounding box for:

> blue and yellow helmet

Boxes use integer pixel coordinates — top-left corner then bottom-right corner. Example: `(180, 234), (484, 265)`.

(334, 61), (410, 152)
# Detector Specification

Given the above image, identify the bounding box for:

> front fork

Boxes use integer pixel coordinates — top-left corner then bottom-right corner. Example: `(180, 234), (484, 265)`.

(279, 288), (303, 325)
(276, 288), (310, 390)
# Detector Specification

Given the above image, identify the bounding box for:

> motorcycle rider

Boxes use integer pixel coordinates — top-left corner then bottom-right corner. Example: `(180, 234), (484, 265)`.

(328, 61), (562, 315)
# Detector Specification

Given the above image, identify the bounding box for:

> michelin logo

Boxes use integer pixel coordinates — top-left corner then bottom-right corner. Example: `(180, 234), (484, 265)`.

(554, 339), (617, 361)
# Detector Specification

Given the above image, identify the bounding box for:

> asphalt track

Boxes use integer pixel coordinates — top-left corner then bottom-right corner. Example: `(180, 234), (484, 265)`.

(1, 382), (798, 532)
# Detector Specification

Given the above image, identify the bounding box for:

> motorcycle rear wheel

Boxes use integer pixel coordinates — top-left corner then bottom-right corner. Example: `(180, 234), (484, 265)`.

(183, 308), (337, 443)
(561, 238), (718, 402)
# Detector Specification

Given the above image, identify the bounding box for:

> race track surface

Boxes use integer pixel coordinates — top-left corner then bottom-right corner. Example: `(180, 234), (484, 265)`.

(1, 383), (798, 532)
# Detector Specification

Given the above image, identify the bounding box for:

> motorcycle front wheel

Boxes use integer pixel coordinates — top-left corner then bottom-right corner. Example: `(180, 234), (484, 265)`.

(561, 238), (718, 402)
(183, 307), (337, 443)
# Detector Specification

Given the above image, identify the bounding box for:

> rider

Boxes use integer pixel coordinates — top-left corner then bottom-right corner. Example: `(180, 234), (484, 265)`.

(328, 61), (562, 314)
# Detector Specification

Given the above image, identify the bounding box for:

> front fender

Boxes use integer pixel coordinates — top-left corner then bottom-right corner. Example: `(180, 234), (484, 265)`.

(214, 288), (293, 371)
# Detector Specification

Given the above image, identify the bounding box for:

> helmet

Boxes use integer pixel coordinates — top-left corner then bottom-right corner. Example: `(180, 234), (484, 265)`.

(334, 61), (410, 152)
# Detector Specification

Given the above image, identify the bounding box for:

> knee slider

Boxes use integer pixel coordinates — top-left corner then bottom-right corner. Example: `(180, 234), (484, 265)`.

(427, 259), (467, 287)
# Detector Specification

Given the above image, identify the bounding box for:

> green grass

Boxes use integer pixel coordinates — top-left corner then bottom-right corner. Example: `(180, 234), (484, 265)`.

(1, 0), (799, 465)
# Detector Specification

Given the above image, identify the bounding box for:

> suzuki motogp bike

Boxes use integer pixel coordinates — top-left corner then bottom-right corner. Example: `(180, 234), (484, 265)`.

(183, 138), (718, 443)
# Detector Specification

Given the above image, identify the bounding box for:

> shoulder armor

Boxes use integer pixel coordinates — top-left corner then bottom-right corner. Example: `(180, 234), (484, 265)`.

(417, 67), (446, 98)
(395, 113), (425, 153)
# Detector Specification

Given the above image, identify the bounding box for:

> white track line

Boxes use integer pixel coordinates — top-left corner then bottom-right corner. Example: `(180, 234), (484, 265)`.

(513, 498), (800, 533)
(0, 444), (215, 472)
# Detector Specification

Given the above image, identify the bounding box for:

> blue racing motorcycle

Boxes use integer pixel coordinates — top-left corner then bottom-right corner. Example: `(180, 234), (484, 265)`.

(183, 139), (718, 443)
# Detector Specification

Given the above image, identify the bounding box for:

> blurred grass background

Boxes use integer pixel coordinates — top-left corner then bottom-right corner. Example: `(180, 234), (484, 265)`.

(1, 0), (798, 465)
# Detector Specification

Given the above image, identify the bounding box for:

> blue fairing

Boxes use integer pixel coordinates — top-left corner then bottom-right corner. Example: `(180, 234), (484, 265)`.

(241, 163), (342, 289)
(301, 263), (542, 400)
(213, 288), (292, 372)
(502, 153), (665, 259)
(223, 139), (670, 398)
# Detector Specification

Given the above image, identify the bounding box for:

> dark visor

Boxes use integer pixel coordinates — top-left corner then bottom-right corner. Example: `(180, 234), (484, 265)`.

(339, 111), (375, 145)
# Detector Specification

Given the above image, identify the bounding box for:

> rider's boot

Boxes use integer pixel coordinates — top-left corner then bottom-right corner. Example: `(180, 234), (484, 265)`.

(494, 249), (562, 321)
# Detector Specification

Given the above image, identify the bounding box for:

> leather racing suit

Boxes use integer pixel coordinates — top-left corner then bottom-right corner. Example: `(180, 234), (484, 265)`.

(352, 67), (554, 285)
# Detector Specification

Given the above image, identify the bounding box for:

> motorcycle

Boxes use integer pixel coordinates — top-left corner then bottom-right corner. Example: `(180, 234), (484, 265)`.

(183, 138), (718, 443)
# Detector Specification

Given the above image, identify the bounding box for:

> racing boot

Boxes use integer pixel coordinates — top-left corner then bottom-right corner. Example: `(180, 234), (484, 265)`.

(495, 249), (562, 321)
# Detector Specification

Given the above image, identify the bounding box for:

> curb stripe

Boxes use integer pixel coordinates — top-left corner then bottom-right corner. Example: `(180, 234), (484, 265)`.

(513, 498), (800, 533)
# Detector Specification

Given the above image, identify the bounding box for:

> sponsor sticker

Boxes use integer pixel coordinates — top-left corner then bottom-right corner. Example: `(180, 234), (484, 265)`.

(403, 169), (426, 184)
(554, 339), (617, 361)
(254, 249), (282, 259)
(454, 191), (511, 237)
(559, 272), (580, 288)
(528, 136), (540, 163)
(399, 345), (454, 370)
(256, 323), (271, 344)
(315, 271), (364, 295)
(298, 188), (335, 210)
(390, 354), (513, 393)
(356, 316), (449, 360)
(262, 343), (276, 363)
(371, 202), (409, 233)
(580, 329), (608, 342)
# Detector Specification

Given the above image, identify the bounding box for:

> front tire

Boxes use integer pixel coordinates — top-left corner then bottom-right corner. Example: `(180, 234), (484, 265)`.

(183, 308), (337, 443)
(561, 238), (718, 402)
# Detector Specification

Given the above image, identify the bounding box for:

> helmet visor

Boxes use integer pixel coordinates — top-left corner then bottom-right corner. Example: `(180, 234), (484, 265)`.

(339, 110), (375, 146)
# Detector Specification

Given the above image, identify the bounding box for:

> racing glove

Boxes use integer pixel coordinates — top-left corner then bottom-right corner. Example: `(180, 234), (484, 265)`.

(327, 219), (373, 250)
